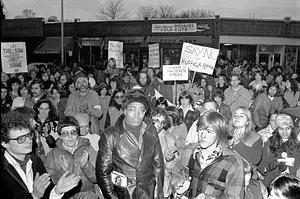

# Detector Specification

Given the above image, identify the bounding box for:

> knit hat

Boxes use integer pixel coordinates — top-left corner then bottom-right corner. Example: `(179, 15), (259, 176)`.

(72, 67), (82, 76)
(275, 114), (294, 128)
(74, 72), (88, 82)
(123, 89), (149, 110)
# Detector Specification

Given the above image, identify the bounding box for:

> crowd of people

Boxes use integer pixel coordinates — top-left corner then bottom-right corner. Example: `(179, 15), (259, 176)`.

(1, 56), (300, 199)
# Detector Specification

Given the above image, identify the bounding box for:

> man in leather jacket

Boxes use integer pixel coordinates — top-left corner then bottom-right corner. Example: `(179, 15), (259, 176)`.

(96, 89), (164, 199)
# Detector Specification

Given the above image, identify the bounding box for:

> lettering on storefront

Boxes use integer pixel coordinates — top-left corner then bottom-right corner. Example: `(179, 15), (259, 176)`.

(152, 23), (197, 33)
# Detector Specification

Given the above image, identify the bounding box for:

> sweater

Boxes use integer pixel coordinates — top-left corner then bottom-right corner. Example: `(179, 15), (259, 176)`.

(224, 85), (252, 113)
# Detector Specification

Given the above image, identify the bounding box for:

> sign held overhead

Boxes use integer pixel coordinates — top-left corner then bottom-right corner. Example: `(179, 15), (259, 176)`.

(108, 41), (124, 68)
(180, 42), (219, 75)
(1, 42), (28, 74)
(148, 43), (160, 68)
(163, 65), (188, 81)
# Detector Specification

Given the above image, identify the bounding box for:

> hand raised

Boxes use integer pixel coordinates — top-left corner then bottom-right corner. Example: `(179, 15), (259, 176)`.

(59, 155), (69, 172)
(55, 171), (80, 195)
(80, 150), (89, 168)
(31, 172), (51, 199)
(165, 149), (177, 162)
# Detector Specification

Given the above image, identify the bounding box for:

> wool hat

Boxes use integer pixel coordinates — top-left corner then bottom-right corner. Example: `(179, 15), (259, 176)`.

(275, 114), (294, 128)
(123, 89), (149, 110)
(74, 72), (88, 82)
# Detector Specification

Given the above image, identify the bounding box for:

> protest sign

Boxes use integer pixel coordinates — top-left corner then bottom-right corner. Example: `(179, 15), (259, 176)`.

(163, 65), (188, 81)
(1, 42), (28, 74)
(148, 43), (160, 68)
(108, 41), (124, 68)
(180, 42), (219, 75)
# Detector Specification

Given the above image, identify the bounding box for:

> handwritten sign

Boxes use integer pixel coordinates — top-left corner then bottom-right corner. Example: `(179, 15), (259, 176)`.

(1, 42), (28, 74)
(148, 43), (160, 68)
(108, 41), (123, 68)
(163, 65), (188, 81)
(180, 42), (219, 75)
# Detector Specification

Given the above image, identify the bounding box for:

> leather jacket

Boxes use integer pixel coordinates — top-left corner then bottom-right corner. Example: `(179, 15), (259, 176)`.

(96, 114), (164, 199)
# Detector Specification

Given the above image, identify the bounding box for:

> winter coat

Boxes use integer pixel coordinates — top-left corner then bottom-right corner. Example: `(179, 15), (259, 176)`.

(96, 114), (164, 199)
(44, 137), (98, 198)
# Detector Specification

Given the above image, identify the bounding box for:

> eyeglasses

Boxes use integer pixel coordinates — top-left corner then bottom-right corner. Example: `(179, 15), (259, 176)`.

(10, 131), (34, 144)
(127, 107), (146, 115)
(115, 95), (125, 99)
(60, 130), (78, 137)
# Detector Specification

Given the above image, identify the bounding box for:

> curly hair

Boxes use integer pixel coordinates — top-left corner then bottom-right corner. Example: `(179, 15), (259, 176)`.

(1, 110), (31, 143)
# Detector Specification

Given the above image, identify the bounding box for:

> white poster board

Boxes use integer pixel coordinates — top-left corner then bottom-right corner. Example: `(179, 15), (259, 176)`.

(163, 65), (188, 81)
(108, 41), (124, 68)
(148, 43), (160, 68)
(180, 42), (219, 75)
(1, 42), (28, 74)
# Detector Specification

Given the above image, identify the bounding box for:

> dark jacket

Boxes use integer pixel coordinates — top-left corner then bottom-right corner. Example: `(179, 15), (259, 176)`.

(96, 115), (164, 199)
(0, 151), (54, 199)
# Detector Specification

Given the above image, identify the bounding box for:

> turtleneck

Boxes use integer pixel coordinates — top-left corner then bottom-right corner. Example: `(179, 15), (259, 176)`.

(124, 120), (142, 141)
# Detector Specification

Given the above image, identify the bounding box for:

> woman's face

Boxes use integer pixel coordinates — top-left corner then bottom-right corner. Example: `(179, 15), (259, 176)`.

(278, 125), (292, 141)
(152, 114), (166, 133)
(42, 73), (49, 81)
(110, 81), (117, 89)
(147, 69), (155, 78)
(1, 88), (8, 99)
(255, 73), (261, 81)
(11, 82), (19, 91)
(114, 92), (125, 105)
(197, 126), (218, 149)
(60, 126), (78, 147)
(38, 102), (50, 118)
(180, 97), (190, 107)
(60, 75), (67, 85)
(200, 79), (207, 87)
(232, 109), (248, 128)
(68, 83), (76, 93)
(100, 87), (107, 96)
(20, 87), (29, 97)
(52, 89), (61, 100)
(276, 75), (283, 83)
(18, 75), (25, 83)
(218, 76), (225, 85)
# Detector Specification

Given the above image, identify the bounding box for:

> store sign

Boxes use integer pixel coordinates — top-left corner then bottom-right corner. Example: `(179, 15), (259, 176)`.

(148, 43), (160, 68)
(1, 42), (28, 74)
(163, 65), (188, 81)
(152, 23), (197, 33)
(108, 41), (124, 68)
(180, 42), (219, 75)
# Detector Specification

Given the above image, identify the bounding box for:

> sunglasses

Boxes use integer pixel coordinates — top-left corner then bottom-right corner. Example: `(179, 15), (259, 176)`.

(10, 131), (34, 144)
(60, 130), (78, 137)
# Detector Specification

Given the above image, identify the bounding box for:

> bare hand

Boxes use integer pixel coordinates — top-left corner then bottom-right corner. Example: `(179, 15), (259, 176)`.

(55, 171), (80, 195)
(59, 155), (69, 172)
(42, 125), (50, 137)
(165, 149), (177, 162)
(31, 172), (51, 198)
(80, 150), (89, 167)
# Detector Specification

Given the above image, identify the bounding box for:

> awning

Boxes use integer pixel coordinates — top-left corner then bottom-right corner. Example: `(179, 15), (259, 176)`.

(34, 36), (73, 54)
(219, 35), (300, 46)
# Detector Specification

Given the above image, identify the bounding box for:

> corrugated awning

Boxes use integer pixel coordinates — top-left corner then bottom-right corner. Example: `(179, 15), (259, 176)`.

(34, 36), (73, 54)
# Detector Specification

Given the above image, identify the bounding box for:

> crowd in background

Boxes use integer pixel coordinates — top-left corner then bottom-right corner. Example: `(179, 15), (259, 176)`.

(1, 55), (300, 199)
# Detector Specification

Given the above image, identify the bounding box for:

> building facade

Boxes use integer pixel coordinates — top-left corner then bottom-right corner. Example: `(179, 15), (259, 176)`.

(1, 16), (300, 72)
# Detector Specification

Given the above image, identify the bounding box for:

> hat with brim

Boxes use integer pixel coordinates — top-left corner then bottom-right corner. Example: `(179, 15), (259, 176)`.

(123, 89), (149, 110)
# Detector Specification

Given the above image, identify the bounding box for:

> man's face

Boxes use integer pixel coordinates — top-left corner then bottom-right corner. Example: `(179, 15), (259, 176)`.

(139, 73), (148, 86)
(1, 128), (33, 157)
(124, 102), (146, 127)
(60, 75), (67, 85)
(1, 72), (9, 83)
(31, 83), (42, 97)
(152, 114), (166, 133)
(197, 126), (217, 149)
(1, 88), (8, 99)
(230, 76), (240, 88)
(76, 77), (88, 92)
(268, 86), (277, 97)
(77, 117), (90, 136)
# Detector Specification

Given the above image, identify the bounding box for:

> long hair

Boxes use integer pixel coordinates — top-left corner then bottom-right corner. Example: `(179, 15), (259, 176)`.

(178, 90), (194, 106)
(228, 107), (255, 143)
(34, 99), (58, 121)
(286, 78), (299, 96)
(269, 127), (299, 153)
(109, 88), (125, 110)
(165, 106), (183, 128)
(197, 111), (232, 147)
(270, 175), (300, 199)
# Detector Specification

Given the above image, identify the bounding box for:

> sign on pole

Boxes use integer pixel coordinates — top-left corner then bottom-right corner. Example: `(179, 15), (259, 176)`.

(1, 42), (28, 74)
(180, 42), (219, 75)
(108, 41), (123, 68)
(148, 43), (160, 68)
(163, 65), (188, 81)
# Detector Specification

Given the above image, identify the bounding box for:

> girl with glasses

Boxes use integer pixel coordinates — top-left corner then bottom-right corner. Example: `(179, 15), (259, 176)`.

(105, 88), (125, 129)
